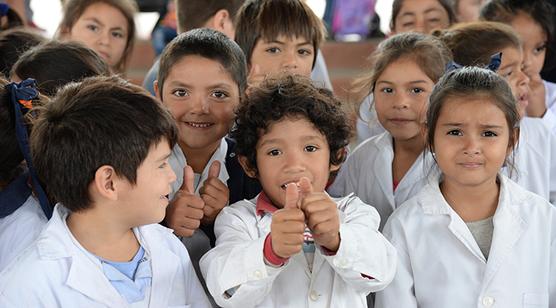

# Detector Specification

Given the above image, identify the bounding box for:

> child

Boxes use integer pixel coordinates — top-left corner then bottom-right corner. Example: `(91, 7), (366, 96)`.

(375, 66), (556, 308)
(0, 28), (44, 78)
(481, 0), (556, 132)
(436, 21), (556, 203)
(329, 32), (452, 229)
(200, 74), (396, 307)
(0, 3), (23, 30)
(11, 40), (110, 96)
(0, 76), (211, 307)
(454, 0), (486, 22)
(356, 0), (456, 144)
(234, 0), (326, 85)
(143, 0), (245, 95)
(57, 0), (137, 73)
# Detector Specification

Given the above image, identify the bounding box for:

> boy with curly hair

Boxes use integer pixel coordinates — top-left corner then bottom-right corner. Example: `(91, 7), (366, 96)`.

(200, 75), (396, 307)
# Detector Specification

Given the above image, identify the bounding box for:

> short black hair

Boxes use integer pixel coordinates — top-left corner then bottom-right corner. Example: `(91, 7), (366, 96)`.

(231, 74), (351, 175)
(157, 28), (247, 100)
(30, 76), (178, 212)
(0, 28), (45, 78)
(175, 0), (245, 32)
(12, 40), (110, 96)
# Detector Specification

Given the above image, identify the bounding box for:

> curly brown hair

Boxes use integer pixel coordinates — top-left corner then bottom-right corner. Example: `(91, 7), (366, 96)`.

(231, 74), (351, 175)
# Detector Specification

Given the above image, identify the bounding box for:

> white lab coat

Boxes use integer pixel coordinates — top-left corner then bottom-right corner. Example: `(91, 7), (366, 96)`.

(504, 117), (556, 203)
(328, 132), (435, 230)
(200, 194), (397, 308)
(540, 80), (556, 134)
(0, 204), (211, 308)
(0, 195), (47, 271)
(375, 175), (556, 308)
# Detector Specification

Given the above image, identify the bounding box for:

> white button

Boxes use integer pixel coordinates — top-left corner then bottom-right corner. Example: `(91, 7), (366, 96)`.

(309, 290), (319, 301)
(253, 270), (262, 279)
(482, 296), (494, 307)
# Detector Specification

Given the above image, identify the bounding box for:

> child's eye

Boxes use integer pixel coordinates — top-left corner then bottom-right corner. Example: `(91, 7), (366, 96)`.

(172, 89), (188, 97)
(502, 70), (513, 78)
(304, 145), (319, 152)
(447, 129), (462, 136)
(211, 90), (229, 99)
(298, 48), (312, 56)
(265, 47), (280, 54)
(410, 88), (424, 94)
(267, 149), (281, 156)
(158, 162), (168, 169)
(86, 24), (99, 32)
(482, 131), (498, 137)
(402, 22), (414, 28)
(534, 44), (547, 54)
(111, 31), (125, 39)
(380, 87), (394, 94)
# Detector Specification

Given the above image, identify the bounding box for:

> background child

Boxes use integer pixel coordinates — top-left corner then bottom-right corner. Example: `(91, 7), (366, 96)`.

(329, 32), (451, 230)
(57, 0), (137, 73)
(200, 74), (396, 307)
(0, 28), (44, 78)
(481, 0), (556, 132)
(11, 40), (110, 96)
(436, 21), (556, 203)
(0, 76), (211, 307)
(0, 3), (23, 30)
(375, 66), (556, 308)
(234, 0), (326, 86)
(143, 0), (245, 95)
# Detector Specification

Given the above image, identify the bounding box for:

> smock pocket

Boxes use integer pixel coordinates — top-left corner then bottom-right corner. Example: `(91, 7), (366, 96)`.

(523, 293), (548, 307)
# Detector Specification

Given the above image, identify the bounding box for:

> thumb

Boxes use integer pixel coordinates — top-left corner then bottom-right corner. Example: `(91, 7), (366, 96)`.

(208, 160), (221, 179)
(180, 165), (195, 194)
(298, 177), (313, 196)
(284, 183), (299, 209)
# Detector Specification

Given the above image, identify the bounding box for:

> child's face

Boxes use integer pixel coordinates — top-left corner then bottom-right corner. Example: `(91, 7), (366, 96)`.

(510, 11), (547, 79)
(253, 117), (333, 208)
(433, 97), (512, 190)
(393, 0), (450, 34)
(66, 2), (128, 69)
(456, 0), (485, 23)
(374, 57), (435, 143)
(250, 34), (314, 78)
(497, 46), (529, 118)
(158, 55), (240, 154)
(118, 140), (176, 226)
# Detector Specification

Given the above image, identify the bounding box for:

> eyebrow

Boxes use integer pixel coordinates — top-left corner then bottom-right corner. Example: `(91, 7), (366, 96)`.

(499, 61), (518, 71)
(83, 17), (125, 31)
(266, 39), (312, 47)
(156, 152), (172, 162)
(167, 81), (233, 89)
(441, 123), (504, 129)
(375, 80), (430, 86)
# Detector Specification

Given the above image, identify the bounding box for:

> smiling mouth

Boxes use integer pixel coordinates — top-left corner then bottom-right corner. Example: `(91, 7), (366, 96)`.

(458, 162), (483, 168)
(185, 122), (213, 128)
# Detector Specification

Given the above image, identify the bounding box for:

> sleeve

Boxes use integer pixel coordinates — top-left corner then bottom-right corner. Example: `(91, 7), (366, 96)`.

(374, 215), (418, 308)
(322, 197), (397, 294)
(199, 205), (284, 308)
(548, 128), (556, 204)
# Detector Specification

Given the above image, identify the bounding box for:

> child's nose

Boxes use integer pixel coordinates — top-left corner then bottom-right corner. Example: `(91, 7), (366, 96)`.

(284, 152), (306, 173)
(463, 136), (481, 155)
(190, 97), (210, 114)
(282, 51), (298, 70)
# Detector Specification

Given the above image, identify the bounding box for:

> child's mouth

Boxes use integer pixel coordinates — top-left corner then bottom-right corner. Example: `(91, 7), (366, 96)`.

(185, 122), (213, 128)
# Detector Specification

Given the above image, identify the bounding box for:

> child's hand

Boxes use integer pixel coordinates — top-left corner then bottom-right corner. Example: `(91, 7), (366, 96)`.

(299, 177), (340, 253)
(199, 161), (229, 225)
(164, 165), (205, 237)
(270, 183), (305, 258)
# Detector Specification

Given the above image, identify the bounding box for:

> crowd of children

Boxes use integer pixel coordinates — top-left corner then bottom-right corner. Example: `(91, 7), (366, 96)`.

(0, 0), (556, 307)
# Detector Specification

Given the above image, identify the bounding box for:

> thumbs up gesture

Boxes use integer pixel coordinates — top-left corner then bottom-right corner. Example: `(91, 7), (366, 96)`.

(298, 177), (340, 252)
(199, 161), (229, 224)
(270, 183), (306, 259)
(164, 165), (205, 237)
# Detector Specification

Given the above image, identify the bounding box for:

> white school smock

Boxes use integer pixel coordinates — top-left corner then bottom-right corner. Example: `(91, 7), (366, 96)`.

(328, 131), (434, 230)
(199, 194), (397, 308)
(375, 175), (556, 308)
(0, 195), (47, 271)
(503, 117), (556, 203)
(0, 204), (211, 308)
(540, 80), (556, 134)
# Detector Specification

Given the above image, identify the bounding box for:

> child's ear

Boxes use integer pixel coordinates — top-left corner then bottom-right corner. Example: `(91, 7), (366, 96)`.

(92, 165), (119, 201)
(206, 9), (234, 39)
(153, 80), (161, 100)
(238, 155), (257, 178)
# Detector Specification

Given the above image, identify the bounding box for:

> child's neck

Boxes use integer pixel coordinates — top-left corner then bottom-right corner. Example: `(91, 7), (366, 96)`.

(392, 136), (424, 183)
(440, 178), (499, 222)
(179, 140), (220, 174)
(66, 210), (139, 262)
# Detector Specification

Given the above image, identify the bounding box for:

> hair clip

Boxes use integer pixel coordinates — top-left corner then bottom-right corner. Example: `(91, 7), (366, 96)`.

(486, 52), (502, 72)
(445, 60), (463, 73)
(5, 79), (52, 219)
(0, 4), (9, 17)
